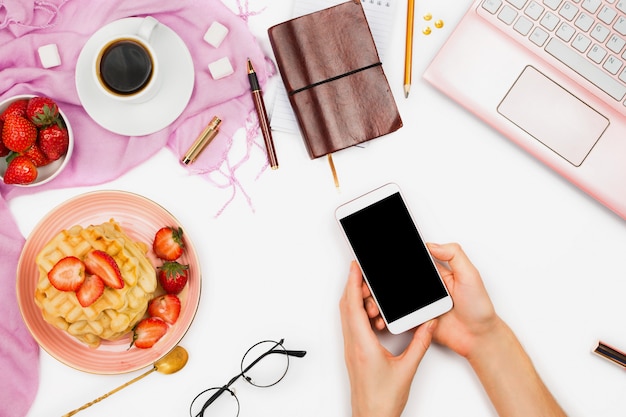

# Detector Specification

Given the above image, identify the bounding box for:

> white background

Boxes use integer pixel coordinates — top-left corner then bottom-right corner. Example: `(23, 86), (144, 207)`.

(18, 0), (626, 416)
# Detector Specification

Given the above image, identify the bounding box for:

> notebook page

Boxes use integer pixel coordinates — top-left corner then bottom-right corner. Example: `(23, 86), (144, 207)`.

(270, 0), (397, 134)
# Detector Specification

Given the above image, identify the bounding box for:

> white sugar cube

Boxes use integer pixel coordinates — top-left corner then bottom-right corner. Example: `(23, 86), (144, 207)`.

(208, 57), (234, 80)
(204, 21), (229, 48)
(38, 44), (61, 68)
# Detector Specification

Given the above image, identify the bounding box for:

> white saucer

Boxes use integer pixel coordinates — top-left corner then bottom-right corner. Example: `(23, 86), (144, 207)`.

(76, 18), (194, 136)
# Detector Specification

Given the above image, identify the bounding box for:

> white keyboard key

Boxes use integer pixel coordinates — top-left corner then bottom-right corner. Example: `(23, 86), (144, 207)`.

(603, 55), (623, 74)
(591, 23), (611, 42)
(482, 0), (503, 14)
(526, 1), (546, 19)
(515, 15), (535, 34)
(556, 21), (576, 40)
(530, 26), (550, 44)
(617, 0), (626, 13)
(575, 12), (594, 31)
(581, 0), (601, 13)
(588, 44), (607, 63)
(559, 2), (580, 20)
(613, 15), (626, 35)
(607, 34), (626, 53)
(619, 66), (626, 83)
(499, 5), (518, 23)
(572, 33), (592, 51)
(544, 0), (563, 9)
(541, 11), (561, 30)
(545, 38), (626, 100)
(597, 6), (617, 25)
(508, 0), (529, 9)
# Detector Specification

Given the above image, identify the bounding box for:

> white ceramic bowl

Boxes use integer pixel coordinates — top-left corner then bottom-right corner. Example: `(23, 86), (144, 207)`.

(0, 94), (74, 187)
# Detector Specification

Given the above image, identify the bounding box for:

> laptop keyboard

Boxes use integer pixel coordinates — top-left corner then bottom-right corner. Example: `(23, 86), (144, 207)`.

(479, 0), (626, 110)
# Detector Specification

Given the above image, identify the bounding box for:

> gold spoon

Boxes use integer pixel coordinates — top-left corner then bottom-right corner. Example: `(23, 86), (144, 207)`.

(63, 345), (189, 417)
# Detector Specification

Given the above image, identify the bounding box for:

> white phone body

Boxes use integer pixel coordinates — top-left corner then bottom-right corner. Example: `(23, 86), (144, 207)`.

(335, 183), (453, 334)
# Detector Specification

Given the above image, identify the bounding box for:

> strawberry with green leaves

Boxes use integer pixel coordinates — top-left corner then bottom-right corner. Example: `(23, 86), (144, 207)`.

(131, 317), (168, 349)
(148, 294), (181, 324)
(157, 261), (189, 294)
(153, 226), (184, 261)
(2, 115), (37, 152)
(26, 96), (59, 127)
(38, 123), (69, 161)
(3, 154), (38, 184)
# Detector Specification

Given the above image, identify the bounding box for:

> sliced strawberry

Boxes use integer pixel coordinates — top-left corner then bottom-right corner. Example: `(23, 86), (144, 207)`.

(76, 274), (105, 307)
(48, 256), (85, 291)
(84, 250), (124, 289)
(153, 226), (184, 261)
(131, 317), (168, 349)
(148, 294), (181, 324)
(157, 261), (189, 295)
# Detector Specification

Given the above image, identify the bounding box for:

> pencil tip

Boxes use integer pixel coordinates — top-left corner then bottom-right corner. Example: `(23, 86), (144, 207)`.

(404, 85), (410, 98)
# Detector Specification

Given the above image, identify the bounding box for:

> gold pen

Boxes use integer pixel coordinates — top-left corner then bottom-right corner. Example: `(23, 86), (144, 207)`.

(181, 116), (221, 165)
(247, 58), (279, 169)
(404, 0), (415, 98)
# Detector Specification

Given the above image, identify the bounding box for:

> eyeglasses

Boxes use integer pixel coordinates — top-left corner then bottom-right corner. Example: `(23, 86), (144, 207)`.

(189, 338), (307, 417)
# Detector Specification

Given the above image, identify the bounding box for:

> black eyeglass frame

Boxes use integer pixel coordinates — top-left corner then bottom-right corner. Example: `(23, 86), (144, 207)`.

(190, 338), (307, 417)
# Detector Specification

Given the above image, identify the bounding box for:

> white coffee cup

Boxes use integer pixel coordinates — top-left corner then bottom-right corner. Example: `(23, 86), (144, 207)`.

(93, 16), (162, 103)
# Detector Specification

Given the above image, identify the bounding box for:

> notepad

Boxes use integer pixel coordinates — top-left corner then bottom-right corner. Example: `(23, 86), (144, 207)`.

(269, 0), (397, 134)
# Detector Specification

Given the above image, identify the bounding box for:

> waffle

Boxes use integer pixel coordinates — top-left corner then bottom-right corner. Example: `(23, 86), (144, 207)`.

(34, 219), (157, 348)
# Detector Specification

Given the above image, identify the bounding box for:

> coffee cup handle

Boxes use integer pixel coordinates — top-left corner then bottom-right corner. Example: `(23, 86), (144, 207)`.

(136, 16), (159, 42)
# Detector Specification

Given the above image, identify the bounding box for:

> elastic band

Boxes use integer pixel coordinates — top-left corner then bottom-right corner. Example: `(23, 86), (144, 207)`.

(288, 62), (382, 96)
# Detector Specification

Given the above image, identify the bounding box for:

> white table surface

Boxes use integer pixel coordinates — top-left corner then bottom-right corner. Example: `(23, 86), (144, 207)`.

(18, 1), (626, 416)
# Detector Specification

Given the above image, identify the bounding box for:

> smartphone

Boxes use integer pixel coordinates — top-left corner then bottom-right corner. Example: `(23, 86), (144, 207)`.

(335, 183), (452, 334)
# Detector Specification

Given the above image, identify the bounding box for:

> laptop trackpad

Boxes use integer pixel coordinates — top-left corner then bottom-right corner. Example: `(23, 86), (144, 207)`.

(497, 66), (608, 167)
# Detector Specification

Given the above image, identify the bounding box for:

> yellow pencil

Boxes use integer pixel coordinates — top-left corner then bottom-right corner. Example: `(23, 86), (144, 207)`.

(404, 0), (415, 98)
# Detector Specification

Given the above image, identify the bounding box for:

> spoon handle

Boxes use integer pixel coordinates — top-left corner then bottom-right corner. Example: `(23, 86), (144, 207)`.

(62, 367), (156, 417)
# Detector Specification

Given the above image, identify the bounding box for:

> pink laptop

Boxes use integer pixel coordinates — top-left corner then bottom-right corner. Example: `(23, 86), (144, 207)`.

(424, 0), (626, 220)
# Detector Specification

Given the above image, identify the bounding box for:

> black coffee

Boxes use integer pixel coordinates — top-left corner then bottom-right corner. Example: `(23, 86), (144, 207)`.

(98, 39), (153, 95)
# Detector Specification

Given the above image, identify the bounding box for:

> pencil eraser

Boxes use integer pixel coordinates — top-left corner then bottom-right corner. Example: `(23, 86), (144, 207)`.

(208, 57), (234, 80)
(38, 44), (61, 68)
(203, 22), (229, 48)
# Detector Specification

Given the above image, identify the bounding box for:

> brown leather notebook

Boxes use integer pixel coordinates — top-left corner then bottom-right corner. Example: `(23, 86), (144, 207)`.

(268, 0), (403, 159)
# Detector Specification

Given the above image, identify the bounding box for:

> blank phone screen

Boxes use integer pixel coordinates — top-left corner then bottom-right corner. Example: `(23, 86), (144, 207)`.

(339, 192), (448, 323)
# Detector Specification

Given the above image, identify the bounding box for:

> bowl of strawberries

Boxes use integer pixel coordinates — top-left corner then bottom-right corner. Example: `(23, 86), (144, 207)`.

(0, 94), (74, 186)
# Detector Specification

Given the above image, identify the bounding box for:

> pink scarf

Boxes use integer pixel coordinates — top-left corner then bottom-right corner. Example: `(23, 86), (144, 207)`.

(0, 1), (272, 415)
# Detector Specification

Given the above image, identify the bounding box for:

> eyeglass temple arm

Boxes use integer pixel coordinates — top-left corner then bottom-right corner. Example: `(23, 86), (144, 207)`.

(284, 349), (307, 358)
(200, 373), (241, 411)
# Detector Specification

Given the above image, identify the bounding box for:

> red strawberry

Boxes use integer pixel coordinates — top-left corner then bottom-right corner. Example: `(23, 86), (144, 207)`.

(76, 274), (105, 307)
(131, 317), (168, 349)
(26, 96), (59, 127)
(38, 124), (69, 161)
(2, 115), (37, 152)
(0, 120), (9, 157)
(84, 250), (124, 289)
(48, 256), (85, 291)
(23, 142), (51, 167)
(0, 99), (28, 121)
(157, 261), (189, 295)
(153, 226), (184, 261)
(3, 154), (37, 184)
(148, 294), (181, 324)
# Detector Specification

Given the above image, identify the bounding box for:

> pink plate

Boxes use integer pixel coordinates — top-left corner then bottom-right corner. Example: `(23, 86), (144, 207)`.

(16, 190), (201, 374)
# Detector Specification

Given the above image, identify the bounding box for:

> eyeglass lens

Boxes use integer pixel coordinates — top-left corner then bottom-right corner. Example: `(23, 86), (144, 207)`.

(241, 340), (290, 387)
